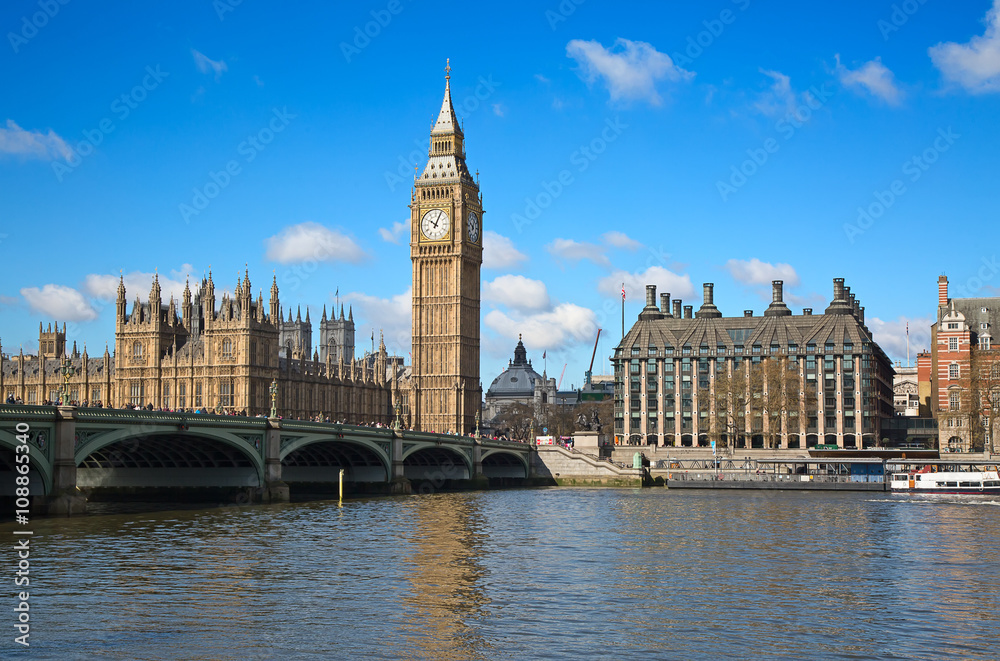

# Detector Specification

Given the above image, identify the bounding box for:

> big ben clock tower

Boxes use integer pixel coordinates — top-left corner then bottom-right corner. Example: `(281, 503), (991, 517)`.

(410, 60), (483, 433)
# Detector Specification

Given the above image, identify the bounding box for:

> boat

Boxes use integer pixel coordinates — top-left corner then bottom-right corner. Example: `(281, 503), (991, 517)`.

(889, 465), (1000, 494)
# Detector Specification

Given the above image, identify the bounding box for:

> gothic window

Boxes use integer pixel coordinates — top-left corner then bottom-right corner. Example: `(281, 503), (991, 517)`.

(130, 382), (143, 406)
(91, 387), (101, 402)
(133, 342), (143, 359)
(163, 383), (170, 409)
(949, 363), (959, 380)
(178, 384), (187, 409)
(220, 380), (234, 407)
(195, 383), (203, 407)
(27, 389), (36, 404)
(222, 339), (233, 359)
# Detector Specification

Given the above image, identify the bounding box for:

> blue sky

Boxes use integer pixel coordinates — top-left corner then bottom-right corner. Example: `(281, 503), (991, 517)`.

(2, 0), (999, 389)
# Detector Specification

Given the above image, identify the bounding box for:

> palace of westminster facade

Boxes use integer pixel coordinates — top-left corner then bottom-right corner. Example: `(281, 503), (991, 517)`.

(0, 65), (484, 432)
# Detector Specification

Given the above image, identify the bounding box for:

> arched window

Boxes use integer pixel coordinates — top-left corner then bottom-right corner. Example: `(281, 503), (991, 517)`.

(222, 338), (233, 359)
(132, 342), (143, 359)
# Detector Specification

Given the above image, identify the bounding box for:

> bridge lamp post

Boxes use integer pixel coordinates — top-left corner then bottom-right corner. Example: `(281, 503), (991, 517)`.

(269, 379), (278, 418)
(59, 356), (73, 405)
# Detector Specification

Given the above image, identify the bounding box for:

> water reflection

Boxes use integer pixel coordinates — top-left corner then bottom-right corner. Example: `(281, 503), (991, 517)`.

(2, 491), (1000, 659)
(397, 493), (493, 660)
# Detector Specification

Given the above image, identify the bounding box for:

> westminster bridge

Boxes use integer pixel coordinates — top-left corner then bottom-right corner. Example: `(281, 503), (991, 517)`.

(0, 405), (534, 515)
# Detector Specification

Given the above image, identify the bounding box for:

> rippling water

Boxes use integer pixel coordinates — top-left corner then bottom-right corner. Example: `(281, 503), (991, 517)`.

(3, 489), (999, 659)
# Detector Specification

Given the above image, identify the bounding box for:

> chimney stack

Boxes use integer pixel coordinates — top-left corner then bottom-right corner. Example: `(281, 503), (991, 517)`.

(645, 284), (657, 308)
(697, 282), (722, 318)
(660, 292), (671, 316)
(833, 278), (845, 301)
(859, 306), (865, 325)
(803, 308), (813, 316)
(765, 280), (792, 317)
(673, 299), (682, 318)
(744, 310), (753, 318)
(938, 275), (948, 308)
(683, 305), (693, 319)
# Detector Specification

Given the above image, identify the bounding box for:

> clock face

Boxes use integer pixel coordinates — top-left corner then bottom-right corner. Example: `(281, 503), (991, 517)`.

(467, 212), (480, 243)
(420, 209), (450, 240)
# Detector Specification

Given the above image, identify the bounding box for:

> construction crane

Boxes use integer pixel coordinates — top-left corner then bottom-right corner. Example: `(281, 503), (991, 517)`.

(585, 328), (602, 388)
(557, 363), (568, 390)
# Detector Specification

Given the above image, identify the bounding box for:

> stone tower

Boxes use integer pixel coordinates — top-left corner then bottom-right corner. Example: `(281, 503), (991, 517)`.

(409, 61), (483, 433)
(319, 304), (355, 363)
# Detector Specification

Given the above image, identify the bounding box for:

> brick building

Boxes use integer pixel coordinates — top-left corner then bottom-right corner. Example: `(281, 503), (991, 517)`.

(927, 275), (999, 452)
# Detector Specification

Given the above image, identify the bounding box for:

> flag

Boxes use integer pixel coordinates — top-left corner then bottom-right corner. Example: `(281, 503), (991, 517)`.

(335, 287), (339, 297)
(621, 283), (626, 300)
(542, 350), (546, 359)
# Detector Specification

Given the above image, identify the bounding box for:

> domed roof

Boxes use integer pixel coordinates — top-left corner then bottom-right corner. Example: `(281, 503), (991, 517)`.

(486, 338), (542, 397)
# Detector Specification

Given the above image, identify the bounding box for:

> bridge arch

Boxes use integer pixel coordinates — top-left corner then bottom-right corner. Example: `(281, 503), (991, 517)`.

(0, 430), (52, 496)
(280, 435), (389, 484)
(481, 449), (528, 478)
(75, 428), (264, 490)
(402, 444), (471, 481)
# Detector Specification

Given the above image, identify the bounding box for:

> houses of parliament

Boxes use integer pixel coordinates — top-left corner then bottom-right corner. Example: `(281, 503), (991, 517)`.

(0, 64), (484, 432)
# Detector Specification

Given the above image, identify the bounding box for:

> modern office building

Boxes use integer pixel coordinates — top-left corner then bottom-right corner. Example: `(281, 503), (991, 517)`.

(612, 278), (895, 449)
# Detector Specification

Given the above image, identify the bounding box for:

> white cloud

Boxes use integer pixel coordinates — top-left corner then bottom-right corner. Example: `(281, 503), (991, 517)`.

(492, 103), (505, 117)
(929, 0), (1000, 93)
(535, 74), (551, 84)
(265, 222), (366, 264)
(869, 316), (934, 362)
(344, 288), (411, 357)
(21, 285), (98, 322)
(602, 230), (642, 251)
(253, 75), (264, 87)
(598, 266), (694, 301)
(547, 238), (609, 266)
(754, 69), (798, 117)
(835, 55), (904, 105)
(484, 303), (597, 353)
(482, 275), (550, 312)
(83, 264), (197, 303)
(192, 49), (228, 80)
(724, 258), (800, 288)
(566, 37), (693, 106)
(378, 220), (408, 244)
(0, 119), (72, 161)
(483, 230), (527, 269)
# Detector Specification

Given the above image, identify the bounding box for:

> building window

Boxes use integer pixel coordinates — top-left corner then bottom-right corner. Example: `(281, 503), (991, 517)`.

(222, 339), (233, 359)
(825, 343), (835, 353)
(220, 380), (234, 408)
(130, 383), (144, 406)
(195, 383), (203, 407)
(631, 347), (641, 356)
(648, 345), (657, 356)
(647, 361), (657, 374)
(682, 345), (691, 355)
(949, 363), (959, 380)
(843, 343), (853, 353)
(133, 342), (143, 359)
(162, 383), (170, 409)
(27, 389), (36, 404)
(949, 337), (958, 351)
(178, 384), (187, 409)
(950, 391), (960, 411)
(91, 387), (101, 403)
(947, 322), (958, 330)
(980, 337), (992, 350)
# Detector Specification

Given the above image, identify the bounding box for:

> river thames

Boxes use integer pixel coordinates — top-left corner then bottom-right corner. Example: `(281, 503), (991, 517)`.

(4, 488), (1000, 659)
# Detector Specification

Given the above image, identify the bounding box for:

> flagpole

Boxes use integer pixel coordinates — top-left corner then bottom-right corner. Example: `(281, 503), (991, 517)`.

(906, 322), (910, 367)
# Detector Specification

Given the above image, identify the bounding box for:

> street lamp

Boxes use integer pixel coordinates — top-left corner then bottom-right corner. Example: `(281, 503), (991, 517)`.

(269, 379), (278, 418)
(59, 356), (73, 405)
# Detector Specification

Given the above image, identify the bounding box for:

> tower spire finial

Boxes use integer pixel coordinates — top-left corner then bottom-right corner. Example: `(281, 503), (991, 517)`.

(445, 57), (451, 81)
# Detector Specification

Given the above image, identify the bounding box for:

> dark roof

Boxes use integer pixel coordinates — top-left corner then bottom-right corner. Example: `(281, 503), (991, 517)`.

(486, 340), (543, 397)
